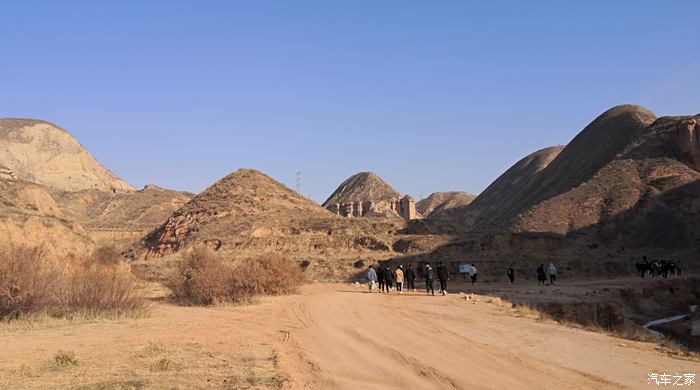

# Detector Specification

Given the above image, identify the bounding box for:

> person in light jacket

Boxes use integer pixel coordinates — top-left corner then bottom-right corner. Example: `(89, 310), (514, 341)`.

(394, 265), (404, 294)
(367, 265), (377, 293)
(469, 264), (478, 285)
(547, 262), (557, 285)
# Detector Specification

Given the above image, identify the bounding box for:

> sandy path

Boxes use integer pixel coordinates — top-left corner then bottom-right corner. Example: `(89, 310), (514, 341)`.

(0, 283), (698, 389)
(275, 284), (700, 389)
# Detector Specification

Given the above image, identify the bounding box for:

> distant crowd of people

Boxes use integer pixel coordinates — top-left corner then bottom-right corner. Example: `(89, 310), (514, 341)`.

(636, 256), (682, 278)
(365, 261), (560, 295)
(364, 256), (687, 293)
(366, 263), (452, 296)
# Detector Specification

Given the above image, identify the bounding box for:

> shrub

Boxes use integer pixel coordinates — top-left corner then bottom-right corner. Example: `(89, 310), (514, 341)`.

(0, 245), (145, 321)
(166, 246), (234, 305)
(167, 248), (304, 305)
(0, 246), (59, 320)
(233, 254), (304, 296)
(55, 246), (145, 318)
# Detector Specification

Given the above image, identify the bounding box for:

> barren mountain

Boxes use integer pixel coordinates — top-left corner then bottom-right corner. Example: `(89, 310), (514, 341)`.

(0, 118), (133, 192)
(461, 105), (700, 256)
(0, 118), (194, 255)
(444, 146), (563, 226)
(322, 172), (416, 220)
(143, 169), (403, 277)
(417, 191), (475, 219)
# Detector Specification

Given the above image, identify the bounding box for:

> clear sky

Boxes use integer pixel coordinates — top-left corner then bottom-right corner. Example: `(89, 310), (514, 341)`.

(2, 1), (699, 202)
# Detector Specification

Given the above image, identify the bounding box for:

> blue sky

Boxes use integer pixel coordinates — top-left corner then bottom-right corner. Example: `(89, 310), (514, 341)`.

(2, 1), (699, 202)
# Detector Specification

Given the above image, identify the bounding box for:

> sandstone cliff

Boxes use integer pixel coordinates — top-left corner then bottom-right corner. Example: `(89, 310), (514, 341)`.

(323, 172), (417, 220)
(0, 118), (133, 192)
(0, 178), (93, 255)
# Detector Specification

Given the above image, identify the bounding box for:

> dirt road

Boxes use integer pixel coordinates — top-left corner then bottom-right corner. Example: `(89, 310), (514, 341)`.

(0, 283), (698, 389)
(275, 284), (699, 389)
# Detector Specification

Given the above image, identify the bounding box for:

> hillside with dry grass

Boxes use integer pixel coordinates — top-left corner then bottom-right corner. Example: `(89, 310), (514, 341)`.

(143, 169), (406, 279)
(53, 185), (193, 247)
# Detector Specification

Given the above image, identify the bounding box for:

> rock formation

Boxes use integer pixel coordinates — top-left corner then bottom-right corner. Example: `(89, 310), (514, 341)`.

(0, 163), (16, 180)
(417, 191), (475, 219)
(323, 172), (417, 220)
(0, 118), (133, 192)
(655, 115), (700, 171)
(0, 178), (93, 255)
(0, 118), (194, 256)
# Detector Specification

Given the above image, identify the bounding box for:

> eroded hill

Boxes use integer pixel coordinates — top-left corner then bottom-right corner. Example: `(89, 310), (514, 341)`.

(452, 105), (700, 258)
(323, 172), (417, 220)
(0, 119), (192, 256)
(417, 191), (475, 219)
(0, 178), (92, 254)
(143, 169), (410, 278)
(0, 118), (133, 192)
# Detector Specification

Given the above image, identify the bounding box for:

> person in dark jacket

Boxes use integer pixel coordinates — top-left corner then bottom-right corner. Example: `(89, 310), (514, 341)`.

(537, 264), (546, 285)
(425, 264), (435, 296)
(507, 266), (515, 284)
(384, 266), (394, 293)
(376, 265), (385, 293)
(405, 265), (416, 291)
(436, 262), (449, 296)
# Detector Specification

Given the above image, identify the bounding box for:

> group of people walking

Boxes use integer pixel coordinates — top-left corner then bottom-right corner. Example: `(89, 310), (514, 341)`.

(536, 263), (557, 285)
(366, 262), (451, 296)
(636, 256), (682, 278)
(367, 261), (563, 293)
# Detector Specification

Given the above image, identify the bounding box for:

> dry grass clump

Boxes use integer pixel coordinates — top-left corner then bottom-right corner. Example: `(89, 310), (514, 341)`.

(0, 245), (145, 321)
(512, 303), (554, 322)
(0, 246), (58, 320)
(167, 247), (304, 305)
(53, 350), (78, 367)
(56, 246), (145, 318)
